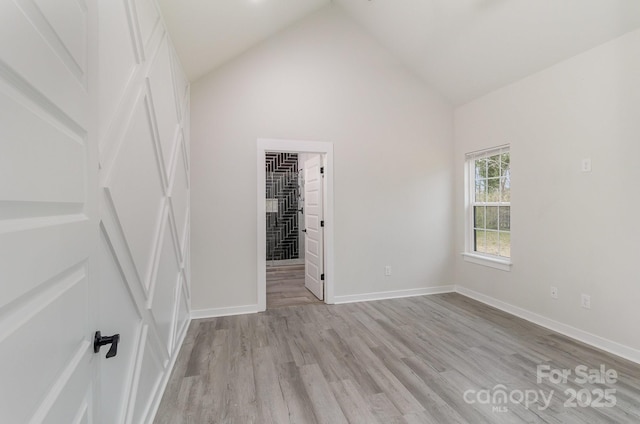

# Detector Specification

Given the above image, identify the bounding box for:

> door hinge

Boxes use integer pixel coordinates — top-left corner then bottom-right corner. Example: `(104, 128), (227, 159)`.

(321, 274), (325, 281)
(320, 167), (324, 174)
(321, 220), (324, 227)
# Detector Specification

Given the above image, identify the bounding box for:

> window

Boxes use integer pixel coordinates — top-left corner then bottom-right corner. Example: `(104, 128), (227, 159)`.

(464, 145), (511, 270)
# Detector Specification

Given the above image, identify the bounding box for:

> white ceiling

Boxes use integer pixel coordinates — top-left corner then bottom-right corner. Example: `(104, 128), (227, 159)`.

(335, 0), (640, 105)
(158, 0), (640, 105)
(157, 0), (330, 82)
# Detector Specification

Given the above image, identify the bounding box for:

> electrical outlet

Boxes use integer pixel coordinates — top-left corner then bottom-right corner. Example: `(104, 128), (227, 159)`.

(581, 294), (591, 309)
(550, 286), (558, 299)
(581, 158), (592, 172)
(385, 266), (392, 276)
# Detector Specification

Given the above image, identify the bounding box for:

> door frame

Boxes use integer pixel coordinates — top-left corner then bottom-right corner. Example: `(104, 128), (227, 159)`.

(257, 139), (335, 311)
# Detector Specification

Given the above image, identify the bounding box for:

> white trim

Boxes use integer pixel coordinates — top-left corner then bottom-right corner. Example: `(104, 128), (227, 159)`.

(146, 315), (191, 424)
(465, 144), (510, 159)
(455, 285), (640, 365)
(334, 286), (455, 304)
(125, 325), (149, 424)
(190, 304), (260, 319)
(461, 252), (512, 271)
(257, 138), (335, 311)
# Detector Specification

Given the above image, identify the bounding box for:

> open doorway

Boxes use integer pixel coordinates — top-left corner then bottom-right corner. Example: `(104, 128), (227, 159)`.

(265, 152), (320, 308)
(257, 139), (334, 311)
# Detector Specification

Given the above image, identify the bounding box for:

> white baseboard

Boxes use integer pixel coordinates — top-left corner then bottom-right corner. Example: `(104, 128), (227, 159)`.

(333, 285), (455, 305)
(191, 304), (260, 319)
(455, 285), (640, 365)
(189, 287), (456, 317)
(146, 315), (191, 424)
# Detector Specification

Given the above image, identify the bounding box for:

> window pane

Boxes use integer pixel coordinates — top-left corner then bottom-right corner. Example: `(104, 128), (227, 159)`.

(499, 206), (510, 230)
(500, 175), (511, 202)
(474, 206), (485, 228)
(486, 231), (500, 255)
(487, 155), (500, 178)
(475, 180), (486, 202)
(500, 152), (510, 178)
(487, 178), (500, 202)
(468, 147), (510, 259)
(499, 232), (511, 258)
(485, 206), (498, 230)
(474, 230), (486, 253)
(475, 158), (487, 179)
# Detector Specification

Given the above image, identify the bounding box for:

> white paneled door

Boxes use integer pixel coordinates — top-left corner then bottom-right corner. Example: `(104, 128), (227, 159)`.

(0, 0), (99, 423)
(304, 155), (324, 300)
(1, 1), (190, 424)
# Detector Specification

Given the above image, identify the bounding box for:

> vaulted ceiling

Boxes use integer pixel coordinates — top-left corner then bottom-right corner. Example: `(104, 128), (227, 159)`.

(158, 0), (640, 105)
(156, 0), (331, 83)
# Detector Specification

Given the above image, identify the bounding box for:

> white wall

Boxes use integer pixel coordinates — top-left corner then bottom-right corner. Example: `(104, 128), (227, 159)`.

(454, 29), (640, 355)
(97, 1), (191, 422)
(191, 6), (454, 312)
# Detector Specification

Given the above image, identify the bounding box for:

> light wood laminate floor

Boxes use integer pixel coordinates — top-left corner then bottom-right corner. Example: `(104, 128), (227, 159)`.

(267, 264), (321, 309)
(154, 293), (640, 424)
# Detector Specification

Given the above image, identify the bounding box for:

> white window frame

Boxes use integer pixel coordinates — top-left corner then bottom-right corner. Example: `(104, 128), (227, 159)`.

(463, 145), (512, 271)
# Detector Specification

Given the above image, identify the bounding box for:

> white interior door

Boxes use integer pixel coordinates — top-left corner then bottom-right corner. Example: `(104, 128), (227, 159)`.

(0, 0), (100, 423)
(1, 1), (191, 423)
(304, 155), (324, 300)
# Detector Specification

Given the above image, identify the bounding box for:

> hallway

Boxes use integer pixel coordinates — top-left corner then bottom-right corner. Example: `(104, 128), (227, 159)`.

(267, 264), (322, 309)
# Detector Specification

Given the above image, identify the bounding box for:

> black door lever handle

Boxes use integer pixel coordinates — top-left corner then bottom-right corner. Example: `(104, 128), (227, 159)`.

(94, 331), (120, 359)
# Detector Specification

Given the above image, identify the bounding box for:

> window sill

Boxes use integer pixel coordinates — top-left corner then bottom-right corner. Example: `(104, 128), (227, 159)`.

(462, 253), (512, 272)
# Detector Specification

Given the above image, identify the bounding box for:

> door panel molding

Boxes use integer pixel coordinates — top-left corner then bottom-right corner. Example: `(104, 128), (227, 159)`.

(0, 1), (89, 124)
(0, 219), (89, 309)
(18, 0), (88, 81)
(29, 340), (92, 423)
